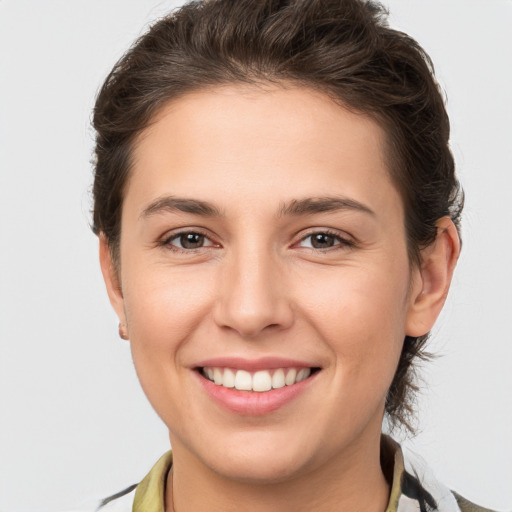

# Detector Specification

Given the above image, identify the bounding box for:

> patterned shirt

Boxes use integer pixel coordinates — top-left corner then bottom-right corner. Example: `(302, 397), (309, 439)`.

(97, 436), (496, 512)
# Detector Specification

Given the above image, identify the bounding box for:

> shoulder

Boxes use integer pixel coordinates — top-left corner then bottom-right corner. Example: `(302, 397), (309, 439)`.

(96, 484), (137, 512)
(399, 443), (499, 512)
(452, 492), (500, 512)
(93, 450), (172, 512)
(57, 484), (137, 512)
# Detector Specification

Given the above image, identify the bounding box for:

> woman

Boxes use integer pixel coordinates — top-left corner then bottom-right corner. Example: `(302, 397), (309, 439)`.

(90, 0), (490, 510)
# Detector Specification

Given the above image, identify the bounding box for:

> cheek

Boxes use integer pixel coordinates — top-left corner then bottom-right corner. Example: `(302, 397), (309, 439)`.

(119, 263), (217, 403)
(119, 267), (212, 425)
(301, 259), (409, 330)
(297, 261), (410, 384)
(123, 263), (214, 340)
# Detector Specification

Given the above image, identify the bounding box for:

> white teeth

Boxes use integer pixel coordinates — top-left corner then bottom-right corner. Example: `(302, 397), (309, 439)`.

(213, 368), (223, 385)
(285, 368), (297, 386)
(223, 368), (235, 388)
(296, 368), (311, 382)
(234, 370), (252, 391)
(271, 368), (285, 389)
(252, 371), (272, 392)
(203, 366), (314, 392)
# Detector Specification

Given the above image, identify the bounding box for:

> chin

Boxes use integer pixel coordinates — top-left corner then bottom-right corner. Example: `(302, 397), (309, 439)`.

(189, 428), (326, 485)
(208, 450), (308, 485)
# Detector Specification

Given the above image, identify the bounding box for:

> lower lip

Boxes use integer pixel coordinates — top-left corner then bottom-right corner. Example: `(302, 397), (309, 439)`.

(195, 370), (318, 415)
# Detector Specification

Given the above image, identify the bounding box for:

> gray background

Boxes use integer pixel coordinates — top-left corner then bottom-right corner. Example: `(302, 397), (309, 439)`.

(0, 1), (511, 510)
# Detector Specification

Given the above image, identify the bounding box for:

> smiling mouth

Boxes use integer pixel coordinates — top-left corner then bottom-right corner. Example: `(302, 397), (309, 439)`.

(199, 367), (320, 392)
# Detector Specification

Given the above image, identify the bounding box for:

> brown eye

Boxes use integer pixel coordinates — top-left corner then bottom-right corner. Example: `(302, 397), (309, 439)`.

(178, 233), (205, 249)
(164, 231), (215, 251)
(310, 233), (336, 249)
(297, 231), (353, 251)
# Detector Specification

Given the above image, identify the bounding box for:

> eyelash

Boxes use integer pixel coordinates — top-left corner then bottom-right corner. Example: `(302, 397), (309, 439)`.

(296, 229), (355, 251)
(159, 229), (355, 253)
(159, 229), (216, 253)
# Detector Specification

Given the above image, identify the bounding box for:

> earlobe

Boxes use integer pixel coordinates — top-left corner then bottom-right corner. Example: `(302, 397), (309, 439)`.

(99, 234), (127, 327)
(405, 217), (461, 337)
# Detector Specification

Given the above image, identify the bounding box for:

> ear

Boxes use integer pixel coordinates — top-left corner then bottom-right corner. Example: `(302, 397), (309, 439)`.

(99, 234), (127, 328)
(405, 217), (461, 337)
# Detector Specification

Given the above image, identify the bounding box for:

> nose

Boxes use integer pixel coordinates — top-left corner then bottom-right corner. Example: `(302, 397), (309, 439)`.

(213, 246), (294, 338)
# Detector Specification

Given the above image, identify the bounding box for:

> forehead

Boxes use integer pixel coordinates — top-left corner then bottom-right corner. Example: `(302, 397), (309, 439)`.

(139, 84), (387, 166)
(127, 84), (401, 222)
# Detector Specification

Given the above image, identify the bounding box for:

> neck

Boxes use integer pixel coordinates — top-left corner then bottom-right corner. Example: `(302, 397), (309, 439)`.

(166, 433), (390, 512)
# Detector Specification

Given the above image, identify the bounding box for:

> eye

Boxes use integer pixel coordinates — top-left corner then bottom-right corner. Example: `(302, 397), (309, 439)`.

(164, 231), (215, 250)
(297, 231), (353, 250)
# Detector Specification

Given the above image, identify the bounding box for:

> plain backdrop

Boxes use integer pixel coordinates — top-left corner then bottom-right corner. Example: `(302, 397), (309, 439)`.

(0, 1), (511, 511)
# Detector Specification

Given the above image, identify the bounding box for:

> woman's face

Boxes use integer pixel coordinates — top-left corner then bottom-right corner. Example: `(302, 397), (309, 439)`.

(104, 84), (427, 482)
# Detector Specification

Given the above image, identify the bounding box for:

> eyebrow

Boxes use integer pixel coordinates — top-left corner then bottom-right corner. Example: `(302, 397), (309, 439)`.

(140, 195), (375, 220)
(278, 196), (375, 217)
(140, 196), (224, 219)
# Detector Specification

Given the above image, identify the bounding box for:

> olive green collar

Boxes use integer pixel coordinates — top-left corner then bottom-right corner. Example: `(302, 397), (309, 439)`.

(133, 450), (173, 512)
(384, 435), (405, 512)
(132, 437), (404, 512)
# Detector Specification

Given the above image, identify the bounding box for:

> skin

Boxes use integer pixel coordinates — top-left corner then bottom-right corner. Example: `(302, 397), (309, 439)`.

(100, 84), (460, 512)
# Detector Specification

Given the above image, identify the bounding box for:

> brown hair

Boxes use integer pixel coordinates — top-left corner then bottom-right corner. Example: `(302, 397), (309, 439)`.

(92, 0), (463, 432)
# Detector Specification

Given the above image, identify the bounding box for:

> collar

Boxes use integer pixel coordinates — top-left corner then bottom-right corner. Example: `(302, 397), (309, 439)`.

(130, 436), (462, 512)
(133, 450), (173, 512)
(384, 435), (405, 512)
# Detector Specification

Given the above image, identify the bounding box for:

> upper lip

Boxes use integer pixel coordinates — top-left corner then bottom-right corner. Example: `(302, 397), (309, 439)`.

(194, 356), (320, 372)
